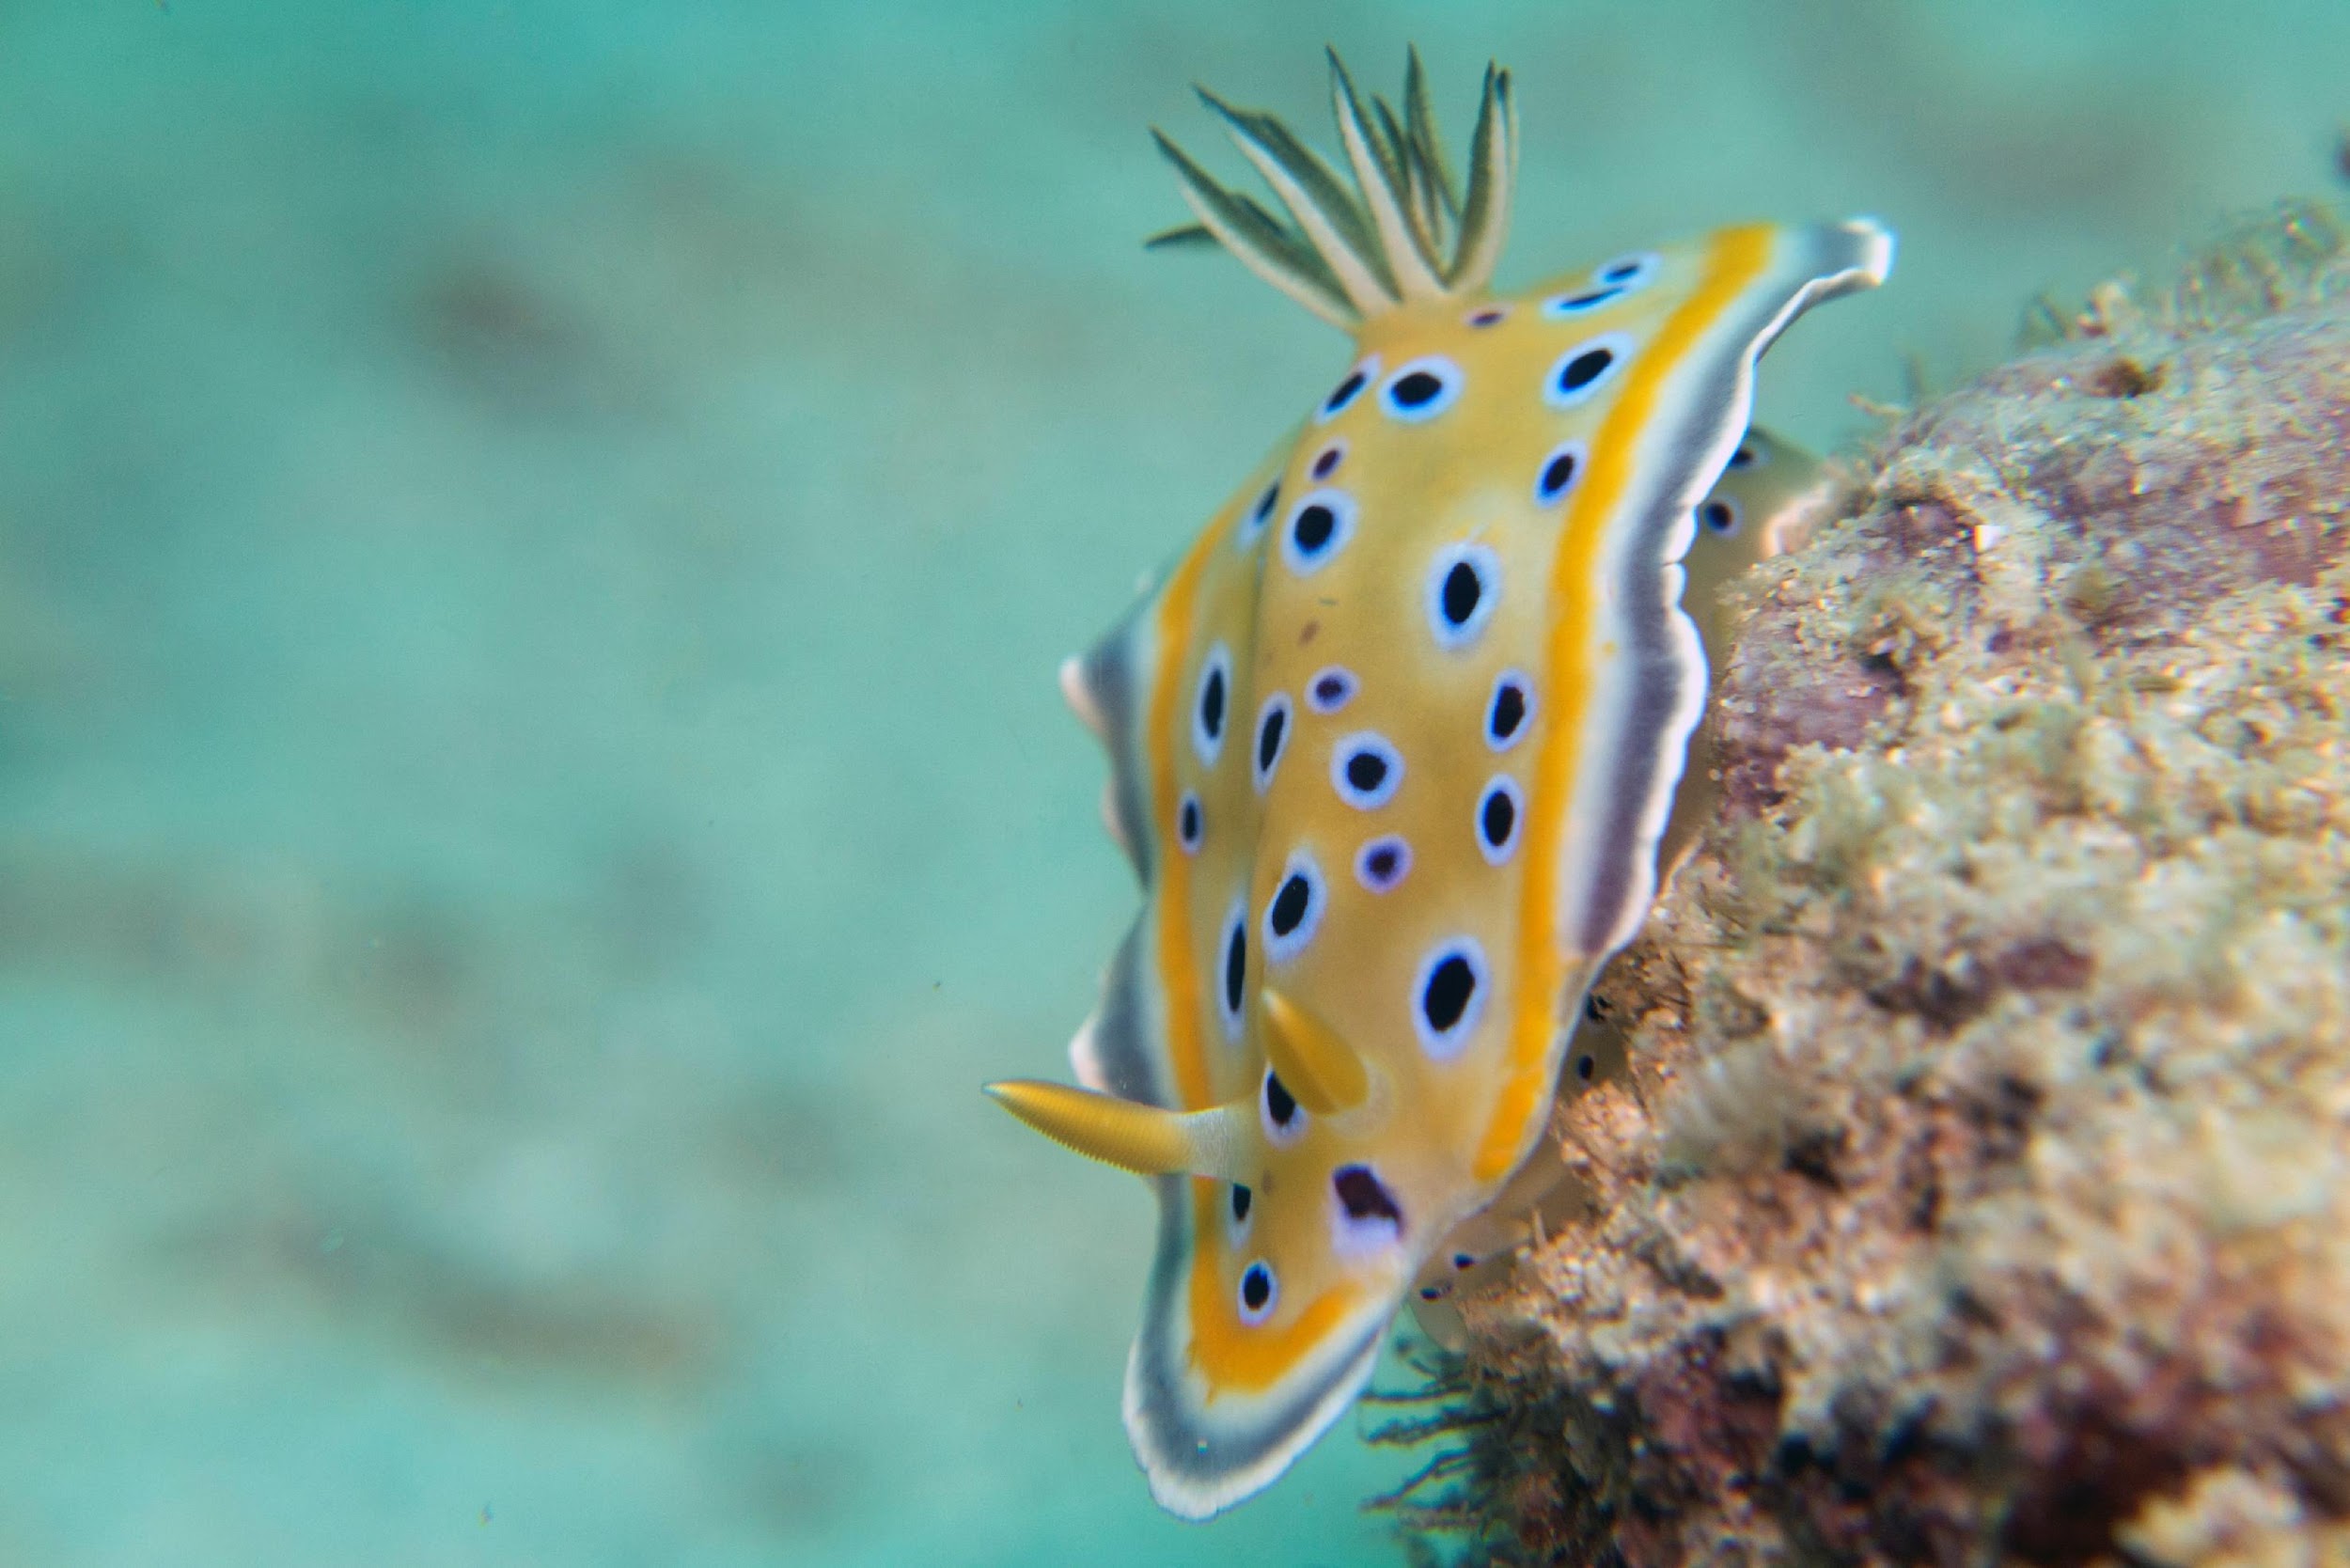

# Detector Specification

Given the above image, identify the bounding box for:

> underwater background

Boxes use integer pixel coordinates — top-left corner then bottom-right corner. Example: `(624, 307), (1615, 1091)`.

(1, 2), (2344, 1563)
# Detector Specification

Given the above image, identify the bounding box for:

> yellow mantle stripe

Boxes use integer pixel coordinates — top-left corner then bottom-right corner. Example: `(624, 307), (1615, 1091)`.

(1184, 1180), (1355, 1390)
(1481, 224), (1775, 1183)
(1144, 520), (1361, 1394)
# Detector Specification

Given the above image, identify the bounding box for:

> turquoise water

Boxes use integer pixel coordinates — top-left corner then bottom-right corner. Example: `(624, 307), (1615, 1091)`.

(0, 3), (2342, 1562)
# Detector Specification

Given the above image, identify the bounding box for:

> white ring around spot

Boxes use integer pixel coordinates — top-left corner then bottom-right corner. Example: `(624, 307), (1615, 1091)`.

(1379, 354), (1465, 423)
(1476, 776), (1524, 866)
(1191, 642), (1231, 767)
(1354, 835), (1413, 892)
(1533, 439), (1588, 507)
(1594, 249), (1663, 291)
(1540, 285), (1622, 318)
(1252, 691), (1293, 794)
(1259, 1069), (1308, 1149)
(1237, 1261), (1279, 1325)
(1313, 354), (1381, 425)
(1260, 848), (1326, 966)
(1330, 731), (1404, 809)
(1215, 894), (1247, 1043)
(1425, 541), (1502, 651)
(1279, 489), (1358, 577)
(1328, 1168), (1403, 1260)
(1305, 666), (1357, 714)
(1544, 332), (1636, 410)
(1486, 670), (1534, 753)
(1411, 937), (1490, 1062)
(1237, 477), (1280, 548)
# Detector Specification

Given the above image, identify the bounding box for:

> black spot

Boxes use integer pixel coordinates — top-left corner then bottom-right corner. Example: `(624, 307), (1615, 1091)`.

(1179, 794), (1203, 847)
(1333, 1165), (1402, 1225)
(1363, 841), (1403, 886)
(1230, 1183), (1252, 1222)
(1576, 1053), (1597, 1081)
(1223, 923), (1246, 1014)
(1200, 666), (1226, 740)
(1602, 258), (1644, 283)
(1293, 504), (1337, 555)
(1252, 480), (1281, 524)
(1558, 347), (1614, 395)
(1311, 445), (1343, 478)
(1480, 786), (1516, 850)
(1268, 873), (1311, 937)
(1728, 443), (1757, 469)
(1556, 286), (1620, 311)
(1257, 704), (1287, 775)
(1451, 1252), (1475, 1270)
(1441, 560), (1482, 626)
(1390, 370), (1444, 408)
(1702, 499), (1736, 532)
(1241, 1262), (1273, 1311)
(1344, 749), (1389, 793)
(1538, 449), (1578, 501)
(1585, 993), (1612, 1022)
(1418, 1285), (1443, 1301)
(1468, 306), (1506, 327)
(1423, 954), (1477, 1032)
(1324, 370), (1367, 415)
(1489, 681), (1527, 743)
(1312, 672), (1350, 708)
(1264, 1071), (1297, 1127)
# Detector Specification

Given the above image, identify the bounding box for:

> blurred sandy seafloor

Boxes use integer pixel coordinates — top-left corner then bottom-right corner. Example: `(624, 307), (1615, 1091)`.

(0, 1), (2342, 1563)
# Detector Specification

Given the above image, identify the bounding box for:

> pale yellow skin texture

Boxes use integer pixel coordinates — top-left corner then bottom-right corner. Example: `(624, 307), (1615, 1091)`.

(1184, 397), (1822, 1321)
(1164, 259), (1759, 1362)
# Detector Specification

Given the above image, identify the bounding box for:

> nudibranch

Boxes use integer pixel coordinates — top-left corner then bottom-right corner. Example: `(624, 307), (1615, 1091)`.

(987, 50), (1891, 1518)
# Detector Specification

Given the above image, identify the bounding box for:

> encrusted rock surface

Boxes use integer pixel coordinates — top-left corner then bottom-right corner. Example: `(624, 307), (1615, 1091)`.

(1410, 219), (2350, 1568)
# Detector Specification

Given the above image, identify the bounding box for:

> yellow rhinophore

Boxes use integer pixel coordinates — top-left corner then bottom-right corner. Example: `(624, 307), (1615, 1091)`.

(987, 48), (1891, 1518)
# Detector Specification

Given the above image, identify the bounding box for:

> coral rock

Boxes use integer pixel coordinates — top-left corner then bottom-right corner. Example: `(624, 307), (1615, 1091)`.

(1414, 223), (2350, 1568)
